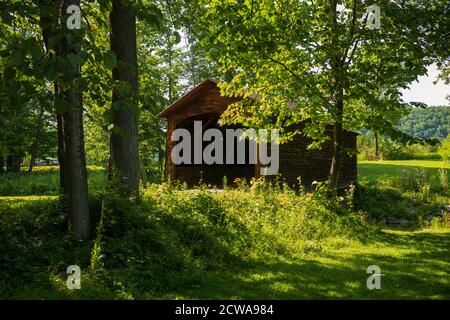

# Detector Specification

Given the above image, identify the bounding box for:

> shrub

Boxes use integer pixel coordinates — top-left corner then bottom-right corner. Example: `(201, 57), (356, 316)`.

(439, 135), (450, 162)
(443, 212), (450, 227)
(396, 167), (428, 191)
(438, 168), (449, 192)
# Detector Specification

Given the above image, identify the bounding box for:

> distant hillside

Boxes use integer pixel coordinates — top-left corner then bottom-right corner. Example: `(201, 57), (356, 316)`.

(398, 106), (450, 140)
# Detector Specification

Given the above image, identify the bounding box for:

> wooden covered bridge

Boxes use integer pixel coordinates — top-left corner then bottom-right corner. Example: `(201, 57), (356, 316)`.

(158, 79), (357, 189)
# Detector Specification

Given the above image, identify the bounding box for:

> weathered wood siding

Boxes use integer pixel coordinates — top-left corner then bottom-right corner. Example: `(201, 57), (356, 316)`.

(276, 128), (357, 189)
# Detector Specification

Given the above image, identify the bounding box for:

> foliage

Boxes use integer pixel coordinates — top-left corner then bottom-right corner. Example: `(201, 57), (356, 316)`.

(1, 160), (450, 298)
(396, 167), (428, 191)
(398, 106), (450, 140)
(438, 168), (449, 192)
(357, 160), (449, 224)
(358, 132), (441, 161)
(198, 0), (448, 145)
(439, 135), (450, 162)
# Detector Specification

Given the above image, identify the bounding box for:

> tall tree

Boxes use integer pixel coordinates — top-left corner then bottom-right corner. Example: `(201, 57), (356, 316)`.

(39, 0), (90, 238)
(61, 0), (90, 238)
(109, 0), (140, 198)
(200, 0), (449, 193)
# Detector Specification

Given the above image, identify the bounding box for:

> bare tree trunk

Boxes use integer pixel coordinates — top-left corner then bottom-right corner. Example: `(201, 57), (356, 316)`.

(109, 0), (140, 199)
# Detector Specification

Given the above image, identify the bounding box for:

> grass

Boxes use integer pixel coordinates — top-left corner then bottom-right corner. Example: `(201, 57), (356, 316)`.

(0, 166), (106, 196)
(0, 161), (449, 299)
(359, 160), (450, 186)
(162, 228), (450, 299)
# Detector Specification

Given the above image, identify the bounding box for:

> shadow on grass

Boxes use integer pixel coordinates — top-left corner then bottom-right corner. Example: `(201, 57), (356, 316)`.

(1, 187), (449, 300)
(172, 229), (450, 299)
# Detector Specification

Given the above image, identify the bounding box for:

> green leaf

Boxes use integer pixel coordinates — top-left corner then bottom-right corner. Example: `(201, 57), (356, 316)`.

(104, 50), (117, 70)
(47, 35), (62, 49)
(1, 12), (13, 25)
(11, 50), (25, 67)
(67, 53), (84, 66)
(45, 63), (56, 81)
(116, 82), (132, 97)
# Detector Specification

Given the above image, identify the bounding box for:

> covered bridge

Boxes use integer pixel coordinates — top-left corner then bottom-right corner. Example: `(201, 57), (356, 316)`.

(158, 79), (357, 189)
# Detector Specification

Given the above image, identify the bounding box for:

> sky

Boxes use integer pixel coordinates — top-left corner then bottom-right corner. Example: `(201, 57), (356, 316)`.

(400, 64), (449, 106)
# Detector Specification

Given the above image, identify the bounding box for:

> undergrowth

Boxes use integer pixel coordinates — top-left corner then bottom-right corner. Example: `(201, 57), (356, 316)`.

(0, 178), (377, 298)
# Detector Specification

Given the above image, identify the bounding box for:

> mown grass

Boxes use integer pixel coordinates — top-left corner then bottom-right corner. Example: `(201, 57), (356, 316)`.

(359, 160), (450, 186)
(0, 162), (449, 299)
(161, 228), (450, 299)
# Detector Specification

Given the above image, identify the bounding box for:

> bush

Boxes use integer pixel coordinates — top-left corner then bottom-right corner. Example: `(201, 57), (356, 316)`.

(438, 168), (449, 192)
(396, 167), (428, 191)
(0, 178), (378, 298)
(439, 135), (450, 162)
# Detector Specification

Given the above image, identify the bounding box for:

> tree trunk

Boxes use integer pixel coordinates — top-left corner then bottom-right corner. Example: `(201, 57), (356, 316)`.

(40, 0), (90, 239)
(327, 0), (344, 194)
(39, 0), (67, 193)
(28, 152), (36, 174)
(109, 0), (140, 199)
(328, 100), (344, 192)
(62, 83), (90, 239)
(163, 139), (168, 180)
(107, 143), (114, 181)
(60, 0), (90, 239)
(28, 103), (45, 174)
(139, 156), (148, 184)
(374, 131), (379, 160)
(56, 93), (68, 192)
(6, 153), (21, 173)
(6, 155), (12, 172)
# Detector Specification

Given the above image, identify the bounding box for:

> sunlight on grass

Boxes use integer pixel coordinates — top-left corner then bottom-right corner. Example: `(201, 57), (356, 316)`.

(360, 160), (450, 169)
(166, 228), (450, 299)
(359, 160), (450, 186)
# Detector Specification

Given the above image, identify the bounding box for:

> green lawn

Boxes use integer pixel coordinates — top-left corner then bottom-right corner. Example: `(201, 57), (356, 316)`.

(163, 228), (450, 299)
(359, 160), (450, 185)
(1, 161), (449, 299)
